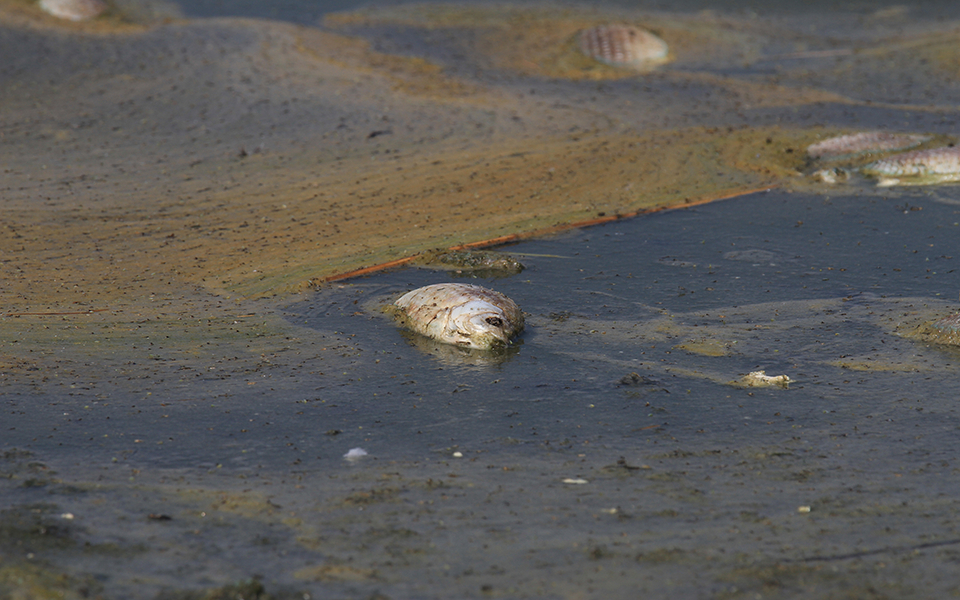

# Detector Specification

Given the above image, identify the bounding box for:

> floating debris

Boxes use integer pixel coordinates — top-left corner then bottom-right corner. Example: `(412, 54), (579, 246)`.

(618, 372), (659, 386)
(410, 249), (524, 278)
(393, 283), (524, 350)
(38, 0), (107, 21)
(343, 447), (368, 461)
(914, 313), (960, 346)
(811, 167), (851, 184)
(862, 146), (960, 186)
(578, 24), (669, 70)
(806, 131), (930, 161)
(730, 370), (791, 389)
(562, 478), (589, 485)
(797, 505), (811, 514)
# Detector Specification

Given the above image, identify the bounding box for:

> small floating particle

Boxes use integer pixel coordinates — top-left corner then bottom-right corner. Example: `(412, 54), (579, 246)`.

(731, 370), (791, 389)
(393, 283), (524, 350)
(60, 513), (75, 520)
(578, 24), (669, 70)
(562, 478), (589, 485)
(797, 505), (811, 514)
(343, 447), (368, 460)
(452, 451), (463, 458)
(806, 132), (930, 161)
(38, 0), (107, 21)
(862, 146), (960, 186)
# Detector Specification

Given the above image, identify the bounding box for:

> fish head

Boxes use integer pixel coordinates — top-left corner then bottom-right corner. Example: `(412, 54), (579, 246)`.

(448, 300), (516, 350)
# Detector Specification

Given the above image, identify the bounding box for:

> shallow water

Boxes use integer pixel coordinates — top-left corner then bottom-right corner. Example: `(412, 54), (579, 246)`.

(6, 187), (960, 598)
(4, 0), (960, 598)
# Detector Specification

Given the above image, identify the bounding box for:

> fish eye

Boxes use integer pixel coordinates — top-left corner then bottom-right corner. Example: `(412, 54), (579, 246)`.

(485, 316), (504, 327)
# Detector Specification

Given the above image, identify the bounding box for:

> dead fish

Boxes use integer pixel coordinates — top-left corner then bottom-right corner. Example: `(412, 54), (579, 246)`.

(578, 24), (669, 70)
(38, 0), (107, 21)
(393, 283), (524, 350)
(730, 370), (791, 389)
(806, 132), (930, 162)
(862, 145), (960, 186)
(915, 313), (960, 346)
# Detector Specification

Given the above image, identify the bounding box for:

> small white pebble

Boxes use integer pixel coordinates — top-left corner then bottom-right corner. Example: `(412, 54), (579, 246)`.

(600, 508), (618, 515)
(452, 451), (463, 458)
(343, 447), (368, 460)
(562, 478), (589, 485)
(60, 513), (75, 520)
(797, 505), (811, 513)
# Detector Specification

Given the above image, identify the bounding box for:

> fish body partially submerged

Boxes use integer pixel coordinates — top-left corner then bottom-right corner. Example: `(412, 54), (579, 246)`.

(578, 24), (669, 70)
(393, 283), (524, 350)
(806, 132), (930, 162)
(39, 0), (107, 21)
(862, 146), (960, 186)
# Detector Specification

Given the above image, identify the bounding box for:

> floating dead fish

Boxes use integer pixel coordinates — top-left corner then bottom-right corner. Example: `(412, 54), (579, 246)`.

(862, 145), (960, 186)
(38, 0), (107, 21)
(578, 24), (669, 70)
(806, 132), (930, 162)
(343, 447), (368, 461)
(915, 313), (960, 346)
(730, 370), (791, 389)
(393, 283), (524, 350)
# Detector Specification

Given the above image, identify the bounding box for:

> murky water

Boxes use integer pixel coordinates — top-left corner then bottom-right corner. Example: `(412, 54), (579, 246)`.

(4, 0), (960, 598)
(6, 186), (960, 598)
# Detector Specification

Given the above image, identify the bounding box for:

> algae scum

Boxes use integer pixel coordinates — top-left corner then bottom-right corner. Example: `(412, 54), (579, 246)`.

(4, 0), (960, 598)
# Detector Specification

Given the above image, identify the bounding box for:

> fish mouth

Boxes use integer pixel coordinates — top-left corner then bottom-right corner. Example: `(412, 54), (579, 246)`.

(458, 330), (509, 350)
(462, 314), (515, 349)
